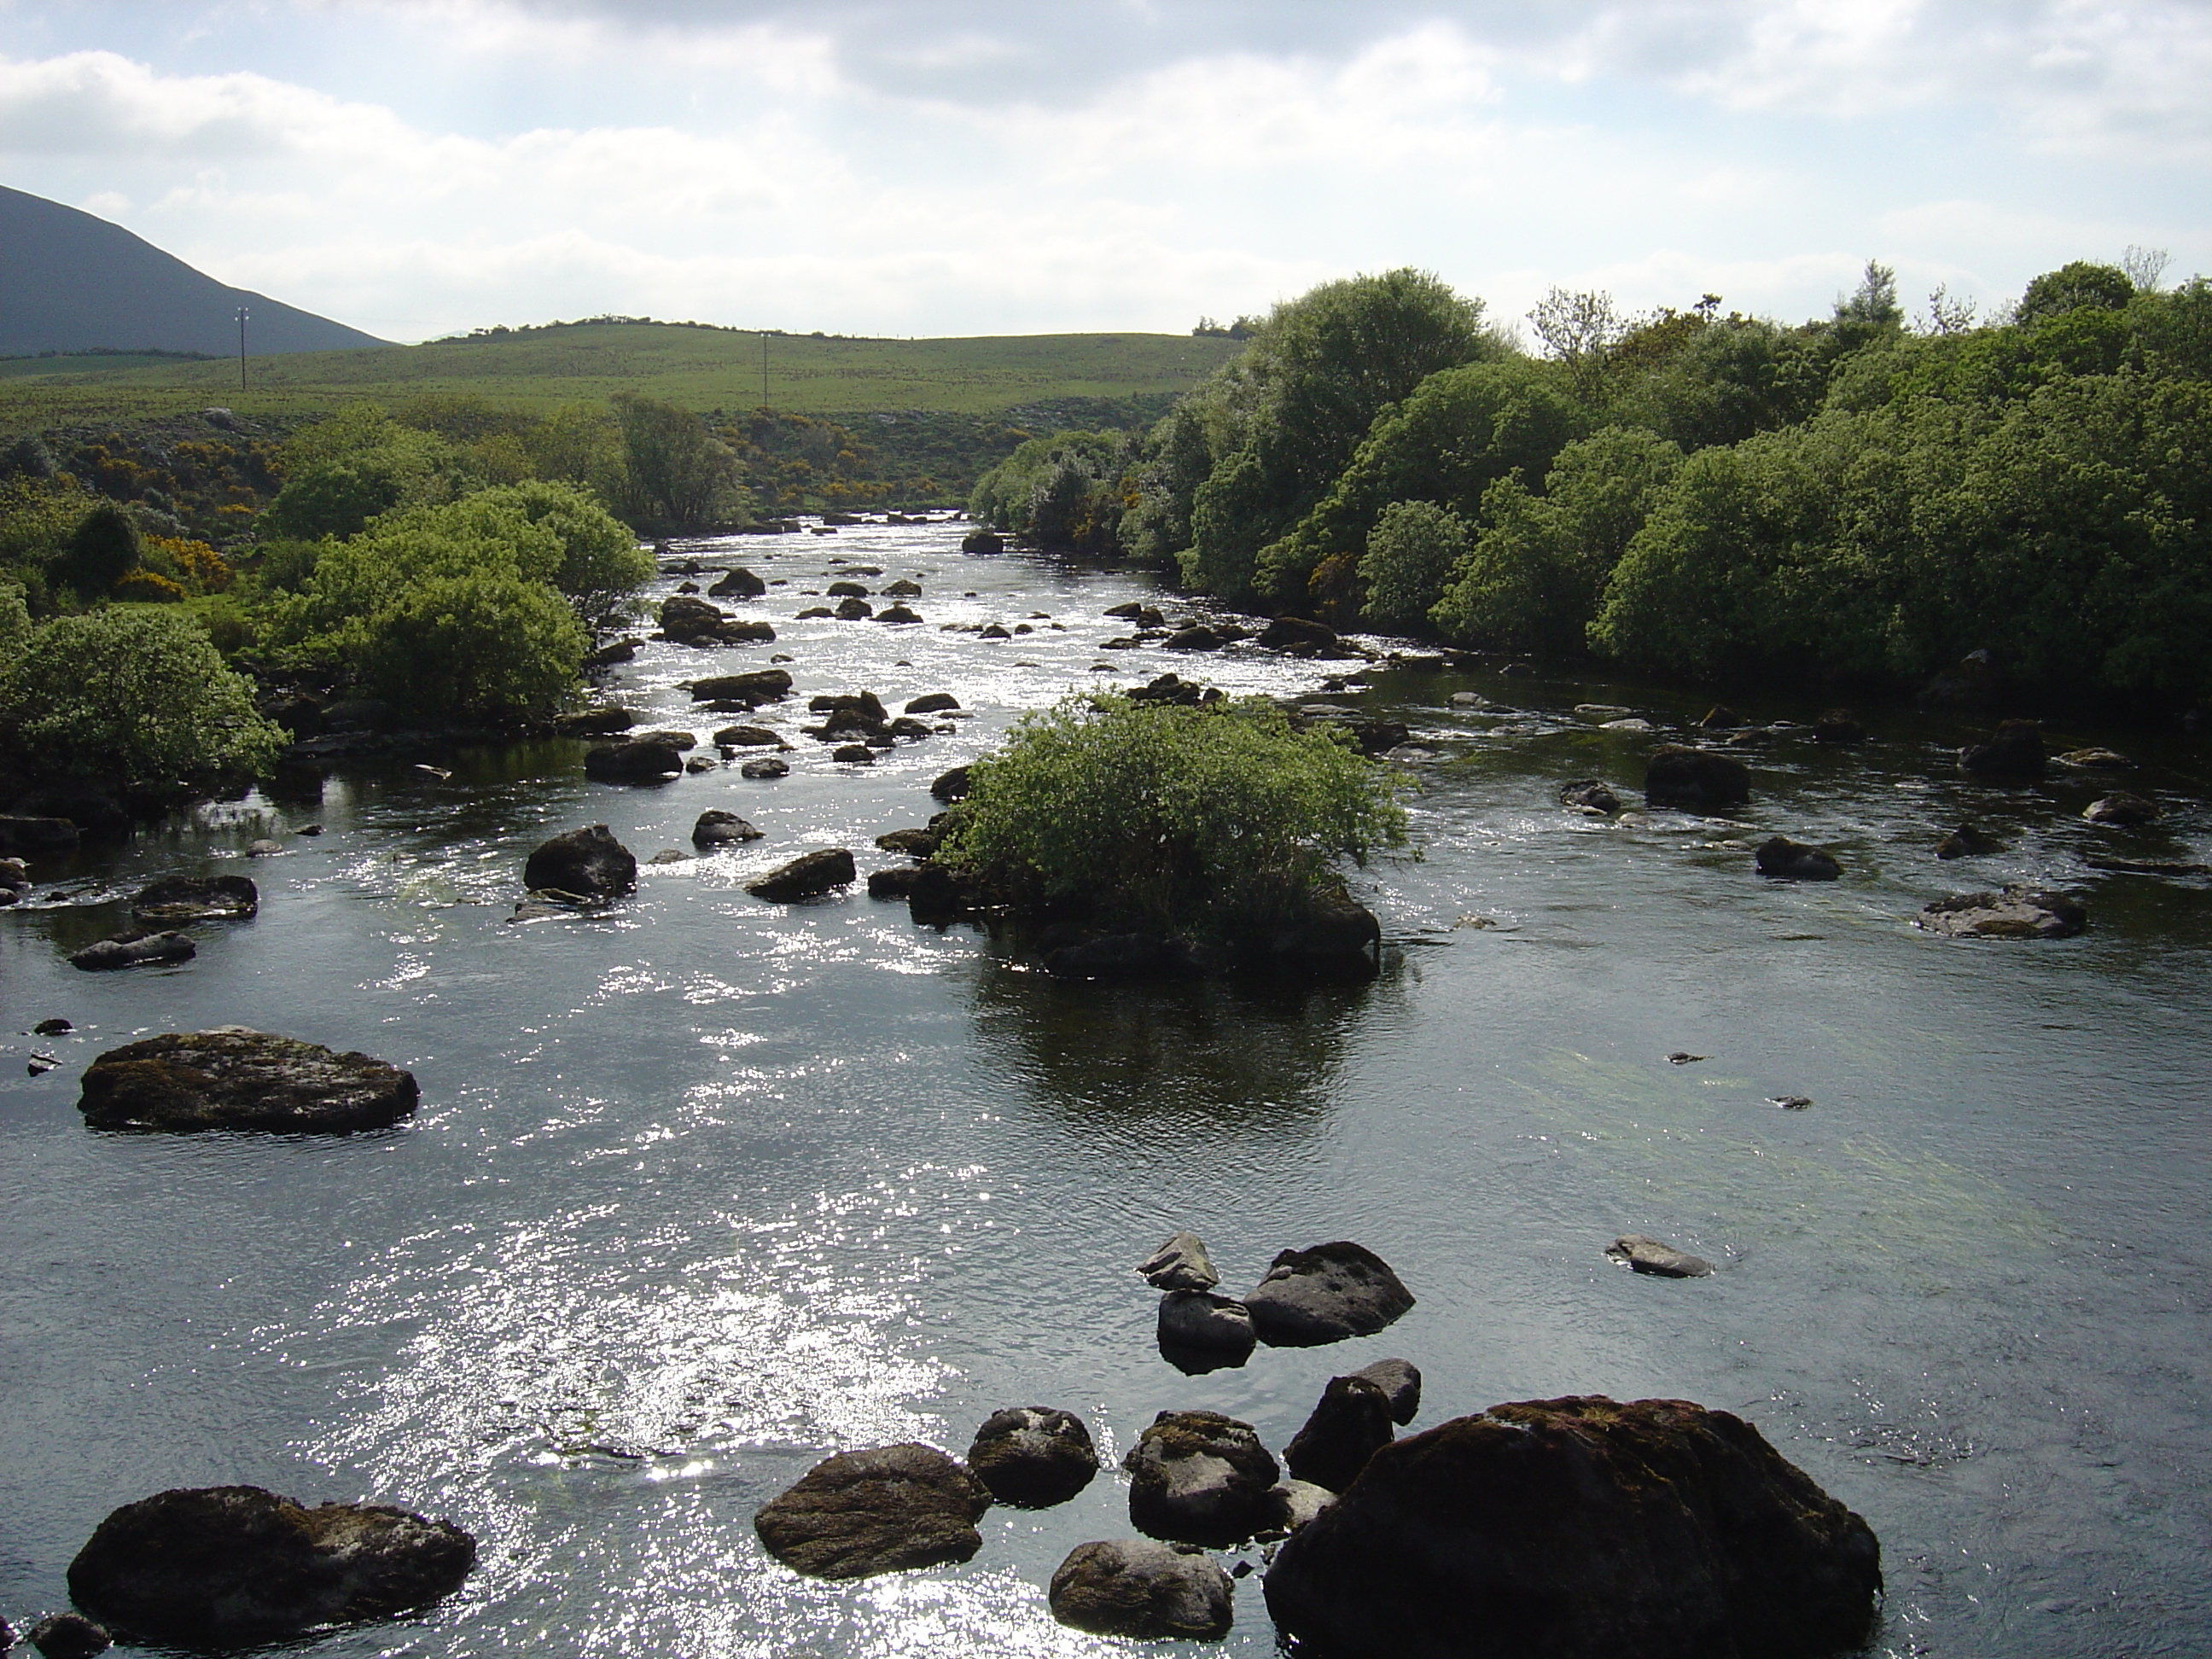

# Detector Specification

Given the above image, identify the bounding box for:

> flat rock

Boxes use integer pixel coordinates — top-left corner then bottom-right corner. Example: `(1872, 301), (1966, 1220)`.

(1607, 1235), (1714, 1278)
(1917, 887), (2087, 939)
(553, 705), (635, 737)
(1137, 1230), (1220, 1291)
(712, 725), (781, 748)
(70, 931), (195, 972)
(1243, 1241), (1415, 1347)
(753, 1444), (990, 1580)
(2058, 747), (2129, 769)
(131, 875), (257, 923)
(1122, 1411), (1280, 1548)
(690, 669), (793, 704)
(746, 848), (856, 901)
(67, 1484), (474, 1647)
(524, 824), (637, 899)
(874, 827), (940, 859)
(966, 1407), (1098, 1509)
(1049, 1540), (1234, 1640)
(78, 1027), (419, 1133)
(905, 693), (960, 714)
(1263, 1396), (1883, 1659)
(1284, 1375), (1396, 1493)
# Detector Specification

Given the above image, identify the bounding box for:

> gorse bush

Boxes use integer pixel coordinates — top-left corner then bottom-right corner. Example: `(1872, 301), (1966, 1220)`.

(937, 694), (1406, 938)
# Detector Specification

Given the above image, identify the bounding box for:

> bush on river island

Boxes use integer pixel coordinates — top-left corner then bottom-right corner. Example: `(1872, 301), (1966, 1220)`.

(934, 693), (1406, 940)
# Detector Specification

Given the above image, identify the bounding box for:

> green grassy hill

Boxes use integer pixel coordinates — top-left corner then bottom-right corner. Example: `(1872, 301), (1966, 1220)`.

(0, 321), (1244, 428)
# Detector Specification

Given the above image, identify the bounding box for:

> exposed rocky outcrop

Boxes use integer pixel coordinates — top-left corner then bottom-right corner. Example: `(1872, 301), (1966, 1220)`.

(78, 1027), (420, 1133)
(1258, 615), (1341, 655)
(1644, 746), (1751, 810)
(67, 1486), (474, 1647)
(1048, 1540), (1234, 1640)
(658, 595), (775, 646)
(966, 1407), (1098, 1509)
(707, 567), (766, 599)
(712, 725), (781, 748)
(1264, 1397), (1883, 1659)
(874, 827), (940, 859)
(131, 875), (257, 923)
(746, 849), (857, 901)
(961, 529), (1004, 555)
(1917, 887), (2087, 939)
(1123, 1411), (1281, 1548)
(553, 706), (636, 737)
(524, 825), (637, 899)
(690, 669), (794, 705)
(753, 1445), (991, 1580)
(1243, 1241), (1414, 1347)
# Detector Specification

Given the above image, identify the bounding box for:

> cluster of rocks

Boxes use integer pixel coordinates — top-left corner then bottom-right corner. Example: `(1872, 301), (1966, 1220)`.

(654, 594), (777, 648)
(1138, 1231), (1415, 1374)
(67, 875), (259, 972)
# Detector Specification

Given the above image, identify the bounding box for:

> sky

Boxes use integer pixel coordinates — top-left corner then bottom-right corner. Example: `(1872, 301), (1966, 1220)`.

(1, 0), (2206, 344)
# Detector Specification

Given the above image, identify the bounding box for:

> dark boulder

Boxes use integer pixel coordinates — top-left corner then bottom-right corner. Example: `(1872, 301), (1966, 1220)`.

(1136, 1230), (1220, 1291)
(26, 1613), (110, 1658)
(79, 1027), (419, 1133)
(1261, 885), (1382, 977)
(740, 756), (790, 780)
(1044, 933), (1196, 981)
(584, 741), (684, 783)
(707, 567), (766, 598)
(1258, 615), (1339, 654)
(1813, 711), (1866, 745)
(1284, 1375), (1396, 1493)
(753, 1444), (990, 1580)
(584, 637), (638, 667)
(967, 1407), (1098, 1509)
(691, 811), (763, 847)
(0, 815), (79, 855)
(961, 529), (1004, 555)
(131, 875), (257, 923)
(66, 1485), (474, 1648)
(876, 603), (923, 624)
(690, 669), (793, 704)
(1959, 719), (2046, 779)
(1243, 1241), (1414, 1347)
(1755, 837), (1842, 881)
(657, 594), (730, 643)
(1936, 821), (2005, 859)
(866, 865), (923, 899)
(827, 579), (870, 597)
(1645, 746), (1751, 810)
(746, 849), (857, 901)
(882, 579), (923, 597)
(1559, 779), (1621, 814)
(835, 597), (875, 620)
(905, 862), (982, 919)
(1263, 1396), (1883, 1659)
(905, 692), (961, 715)
(874, 827), (940, 859)
(1350, 1357), (1422, 1426)
(1157, 1291), (1258, 1374)
(930, 765), (972, 802)
(1917, 888), (2087, 939)
(1607, 1235), (1714, 1278)
(713, 725), (782, 748)
(1049, 1540), (1234, 1640)
(553, 706), (635, 737)
(632, 728), (699, 750)
(70, 931), (196, 972)
(524, 825), (637, 899)
(1123, 1412), (1280, 1548)
(1164, 625), (1224, 651)
(2082, 792), (2160, 826)
(832, 743), (876, 764)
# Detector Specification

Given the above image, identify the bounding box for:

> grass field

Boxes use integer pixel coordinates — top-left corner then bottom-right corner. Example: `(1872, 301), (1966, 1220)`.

(0, 322), (1244, 429)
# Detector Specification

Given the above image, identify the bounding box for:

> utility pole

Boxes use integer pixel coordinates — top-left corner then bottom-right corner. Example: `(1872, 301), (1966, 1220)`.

(236, 306), (249, 393)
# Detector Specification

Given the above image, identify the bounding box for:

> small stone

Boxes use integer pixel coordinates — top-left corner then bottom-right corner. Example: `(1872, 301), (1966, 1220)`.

(648, 849), (691, 864)
(1606, 1235), (1714, 1278)
(1755, 836), (1842, 881)
(1136, 1230), (1220, 1291)
(245, 838), (284, 857)
(1157, 1290), (1257, 1373)
(1667, 1051), (1705, 1065)
(691, 810), (763, 847)
(1768, 1095), (1814, 1110)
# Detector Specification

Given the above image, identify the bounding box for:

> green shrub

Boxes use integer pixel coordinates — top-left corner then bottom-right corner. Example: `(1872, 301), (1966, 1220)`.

(3, 607), (284, 783)
(938, 695), (1406, 938)
(51, 501), (143, 598)
(1359, 500), (1471, 631)
(351, 570), (586, 721)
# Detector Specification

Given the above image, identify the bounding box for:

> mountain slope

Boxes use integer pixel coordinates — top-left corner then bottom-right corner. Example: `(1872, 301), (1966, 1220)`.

(0, 184), (388, 357)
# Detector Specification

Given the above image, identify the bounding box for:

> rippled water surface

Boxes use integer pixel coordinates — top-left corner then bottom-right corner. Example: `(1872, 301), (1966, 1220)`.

(3, 522), (2209, 1657)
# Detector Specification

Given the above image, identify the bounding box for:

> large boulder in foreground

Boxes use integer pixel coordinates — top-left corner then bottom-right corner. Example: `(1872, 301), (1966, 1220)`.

(1644, 746), (1751, 810)
(1050, 1540), (1234, 1640)
(1243, 1241), (1414, 1347)
(78, 1027), (419, 1132)
(753, 1444), (990, 1580)
(1264, 1396), (1882, 1659)
(523, 824), (636, 900)
(1123, 1411), (1280, 1548)
(67, 1485), (475, 1648)
(966, 1407), (1098, 1509)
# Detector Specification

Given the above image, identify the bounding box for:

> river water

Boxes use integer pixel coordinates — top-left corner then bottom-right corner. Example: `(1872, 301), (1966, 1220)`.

(3, 521), (2208, 1658)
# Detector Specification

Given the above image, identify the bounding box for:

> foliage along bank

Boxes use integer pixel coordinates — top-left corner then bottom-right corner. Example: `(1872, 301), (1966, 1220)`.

(969, 260), (2212, 714)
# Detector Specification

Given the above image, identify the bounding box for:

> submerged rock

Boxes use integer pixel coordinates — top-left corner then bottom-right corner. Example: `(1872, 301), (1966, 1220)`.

(1263, 1396), (1883, 1659)
(1607, 1235), (1714, 1278)
(1918, 887), (2087, 939)
(966, 1407), (1098, 1509)
(1644, 746), (1751, 810)
(67, 1485), (474, 1647)
(1558, 779), (1621, 814)
(754, 1444), (990, 1580)
(1243, 1241), (1414, 1347)
(1123, 1411), (1281, 1548)
(1049, 1540), (1234, 1640)
(1137, 1230), (1220, 1292)
(78, 1027), (419, 1133)
(69, 931), (195, 972)
(746, 849), (857, 901)
(524, 824), (637, 899)
(131, 875), (257, 923)
(1755, 837), (1842, 881)
(1813, 711), (1866, 745)
(1284, 1375), (1396, 1493)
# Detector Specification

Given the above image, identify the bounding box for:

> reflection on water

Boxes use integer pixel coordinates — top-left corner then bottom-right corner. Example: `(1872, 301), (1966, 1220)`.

(1, 523), (2208, 1657)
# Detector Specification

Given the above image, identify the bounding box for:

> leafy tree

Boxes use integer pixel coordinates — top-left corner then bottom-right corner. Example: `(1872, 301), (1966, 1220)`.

(1527, 288), (1627, 405)
(352, 571), (586, 721)
(260, 406), (470, 541)
(969, 429), (1132, 552)
(1432, 426), (1682, 655)
(937, 694), (1406, 939)
(2016, 261), (2135, 326)
(1121, 400), (1215, 565)
(50, 500), (143, 598)
(611, 392), (749, 531)
(3, 607), (283, 783)
(1359, 501), (1472, 631)
(523, 402), (626, 495)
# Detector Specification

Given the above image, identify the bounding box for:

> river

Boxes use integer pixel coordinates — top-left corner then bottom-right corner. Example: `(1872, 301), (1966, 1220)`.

(3, 520), (2207, 1657)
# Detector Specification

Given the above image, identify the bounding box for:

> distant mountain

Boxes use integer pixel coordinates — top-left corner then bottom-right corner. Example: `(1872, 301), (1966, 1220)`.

(0, 185), (388, 357)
